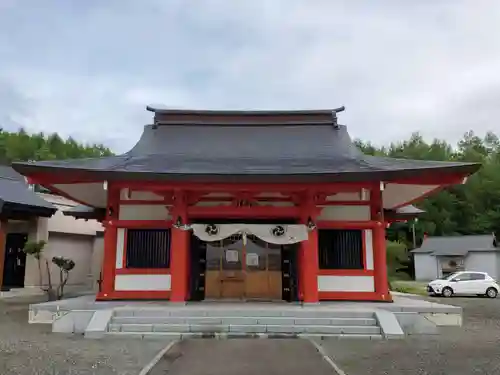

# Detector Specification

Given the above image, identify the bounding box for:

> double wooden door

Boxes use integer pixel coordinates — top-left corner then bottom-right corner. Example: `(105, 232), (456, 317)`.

(205, 235), (282, 300)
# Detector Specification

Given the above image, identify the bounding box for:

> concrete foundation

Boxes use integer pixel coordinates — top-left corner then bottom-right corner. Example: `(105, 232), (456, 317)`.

(29, 294), (462, 339)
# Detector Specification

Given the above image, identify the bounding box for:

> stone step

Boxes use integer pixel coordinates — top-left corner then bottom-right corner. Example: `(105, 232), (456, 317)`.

(111, 316), (377, 326)
(108, 323), (381, 335)
(113, 309), (375, 319)
(104, 331), (384, 340)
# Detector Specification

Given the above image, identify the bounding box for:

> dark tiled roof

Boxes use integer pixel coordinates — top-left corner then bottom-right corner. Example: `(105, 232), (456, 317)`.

(62, 205), (105, 221)
(12, 111), (481, 182)
(0, 165), (56, 217)
(411, 235), (497, 256)
(384, 205), (424, 220)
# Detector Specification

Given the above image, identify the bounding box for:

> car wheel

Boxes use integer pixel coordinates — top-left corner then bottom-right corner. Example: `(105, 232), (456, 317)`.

(486, 287), (498, 299)
(441, 287), (453, 297)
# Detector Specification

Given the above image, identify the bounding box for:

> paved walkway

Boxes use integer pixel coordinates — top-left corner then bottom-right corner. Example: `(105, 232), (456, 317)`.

(149, 339), (334, 375)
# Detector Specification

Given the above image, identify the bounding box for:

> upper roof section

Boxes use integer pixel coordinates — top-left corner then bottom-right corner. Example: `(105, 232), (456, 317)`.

(12, 106), (481, 184)
(147, 106), (346, 126)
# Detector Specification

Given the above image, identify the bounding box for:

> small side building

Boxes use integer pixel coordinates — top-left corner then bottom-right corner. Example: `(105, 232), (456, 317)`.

(0, 166), (104, 292)
(411, 234), (500, 281)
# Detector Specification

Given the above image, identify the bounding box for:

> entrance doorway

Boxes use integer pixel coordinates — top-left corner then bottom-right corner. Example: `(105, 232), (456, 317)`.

(2, 233), (28, 291)
(203, 234), (282, 300)
(190, 233), (300, 302)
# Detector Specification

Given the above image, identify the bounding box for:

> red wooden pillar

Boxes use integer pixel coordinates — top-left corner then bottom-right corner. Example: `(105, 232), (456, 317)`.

(371, 182), (391, 301)
(300, 193), (319, 303)
(98, 185), (119, 300)
(170, 190), (190, 302)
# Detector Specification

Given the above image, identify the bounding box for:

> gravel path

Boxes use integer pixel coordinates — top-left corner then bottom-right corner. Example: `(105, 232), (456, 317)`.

(0, 297), (171, 375)
(148, 339), (334, 375)
(314, 296), (500, 375)
(5, 295), (500, 374)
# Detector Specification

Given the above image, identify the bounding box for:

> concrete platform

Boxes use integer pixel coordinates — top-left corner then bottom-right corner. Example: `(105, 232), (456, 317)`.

(29, 294), (461, 339)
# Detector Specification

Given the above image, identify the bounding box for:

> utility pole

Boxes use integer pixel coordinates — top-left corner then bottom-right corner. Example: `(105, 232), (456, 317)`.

(412, 218), (418, 249)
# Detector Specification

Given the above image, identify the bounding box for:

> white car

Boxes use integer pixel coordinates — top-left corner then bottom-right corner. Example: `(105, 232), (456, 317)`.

(427, 271), (499, 298)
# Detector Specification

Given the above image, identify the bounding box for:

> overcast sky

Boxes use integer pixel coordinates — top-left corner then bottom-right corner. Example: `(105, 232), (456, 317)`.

(1, 1), (499, 153)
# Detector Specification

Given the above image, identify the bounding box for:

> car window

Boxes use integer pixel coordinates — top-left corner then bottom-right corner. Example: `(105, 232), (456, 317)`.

(470, 273), (486, 280)
(452, 273), (471, 281)
(445, 272), (460, 280)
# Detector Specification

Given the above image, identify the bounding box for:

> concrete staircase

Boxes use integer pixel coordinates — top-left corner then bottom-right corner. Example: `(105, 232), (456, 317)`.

(105, 307), (383, 339)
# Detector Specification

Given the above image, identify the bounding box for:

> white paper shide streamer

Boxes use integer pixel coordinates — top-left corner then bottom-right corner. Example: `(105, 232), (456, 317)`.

(189, 224), (309, 244)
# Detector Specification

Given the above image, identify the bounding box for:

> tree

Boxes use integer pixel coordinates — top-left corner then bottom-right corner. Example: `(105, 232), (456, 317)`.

(0, 127), (113, 165)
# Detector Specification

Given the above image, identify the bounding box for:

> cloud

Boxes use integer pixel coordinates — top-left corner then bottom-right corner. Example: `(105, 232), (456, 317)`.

(0, 0), (499, 152)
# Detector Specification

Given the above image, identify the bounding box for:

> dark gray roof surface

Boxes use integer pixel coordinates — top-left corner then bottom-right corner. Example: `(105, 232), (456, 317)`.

(411, 235), (498, 256)
(146, 106), (340, 116)
(62, 205), (105, 221)
(12, 119), (480, 182)
(384, 205), (424, 220)
(0, 165), (56, 216)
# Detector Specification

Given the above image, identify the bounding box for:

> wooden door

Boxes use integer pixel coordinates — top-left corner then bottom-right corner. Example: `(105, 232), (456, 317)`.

(205, 235), (245, 299)
(204, 234), (282, 301)
(2, 233), (28, 290)
(245, 236), (282, 300)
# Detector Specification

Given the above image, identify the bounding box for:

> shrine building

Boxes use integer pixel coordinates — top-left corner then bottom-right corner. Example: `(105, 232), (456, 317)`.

(12, 107), (480, 303)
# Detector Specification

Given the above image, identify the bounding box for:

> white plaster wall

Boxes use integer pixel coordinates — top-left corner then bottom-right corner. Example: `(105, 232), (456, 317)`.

(45, 233), (94, 287)
(326, 192), (369, 201)
(120, 189), (164, 200)
(52, 183), (107, 207)
(317, 205), (370, 221)
(364, 230), (374, 270)
(383, 184), (438, 209)
(465, 252), (499, 279)
(90, 236), (104, 291)
(5, 220), (32, 233)
(24, 218), (48, 287)
(118, 205), (171, 220)
(317, 275), (374, 292)
(256, 201), (295, 207)
(115, 228), (125, 269)
(194, 201), (231, 207)
(48, 206), (103, 236)
(115, 274), (171, 291)
(414, 254), (439, 281)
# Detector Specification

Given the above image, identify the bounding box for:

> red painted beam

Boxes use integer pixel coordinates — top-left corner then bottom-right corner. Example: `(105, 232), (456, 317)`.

(317, 220), (378, 230)
(318, 291), (385, 301)
(97, 290), (170, 300)
(106, 220), (173, 229)
(112, 181), (371, 193)
(187, 205), (301, 218)
(318, 269), (374, 276)
(115, 268), (171, 275)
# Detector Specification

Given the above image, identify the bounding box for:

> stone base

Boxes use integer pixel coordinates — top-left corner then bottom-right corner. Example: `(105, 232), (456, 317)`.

(28, 294), (462, 338)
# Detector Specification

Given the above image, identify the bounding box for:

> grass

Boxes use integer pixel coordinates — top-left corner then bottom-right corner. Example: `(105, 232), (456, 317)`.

(390, 280), (429, 296)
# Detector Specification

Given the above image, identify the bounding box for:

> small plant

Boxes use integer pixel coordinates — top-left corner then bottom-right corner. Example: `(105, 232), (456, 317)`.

(52, 256), (75, 300)
(23, 240), (55, 299)
(23, 240), (76, 301)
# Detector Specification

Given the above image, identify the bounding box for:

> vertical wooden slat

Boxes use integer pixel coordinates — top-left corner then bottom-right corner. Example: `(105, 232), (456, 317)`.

(125, 229), (171, 268)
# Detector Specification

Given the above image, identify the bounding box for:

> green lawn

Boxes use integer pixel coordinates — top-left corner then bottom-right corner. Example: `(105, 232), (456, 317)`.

(391, 280), (429, 296)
